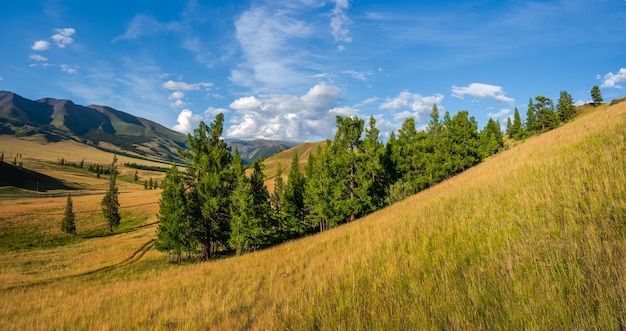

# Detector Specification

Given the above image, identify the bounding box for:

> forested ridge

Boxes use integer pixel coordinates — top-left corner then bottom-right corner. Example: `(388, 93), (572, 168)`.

(156, 90), (583, 260)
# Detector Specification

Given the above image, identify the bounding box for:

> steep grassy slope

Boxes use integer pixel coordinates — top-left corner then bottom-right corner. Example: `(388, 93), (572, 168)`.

(1, 102), (625, 329)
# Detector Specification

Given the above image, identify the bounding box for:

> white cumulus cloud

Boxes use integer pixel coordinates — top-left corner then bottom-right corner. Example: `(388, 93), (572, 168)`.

(51, 28), (75, 48)
(600, 68), (626, 89)
(487, 108), (511, 119)
(230, 96), (263, 111)
(31, 40), (50, 51)
(380, 91), (445, 122)
(226, 83), (345, 140)
(451, 83), (514, 104)
(173, 109), (203, 133)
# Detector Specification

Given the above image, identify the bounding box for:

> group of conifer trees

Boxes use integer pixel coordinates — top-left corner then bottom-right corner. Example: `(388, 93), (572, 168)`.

(156, 105), (503, 261)
(156, 89), (592, 261)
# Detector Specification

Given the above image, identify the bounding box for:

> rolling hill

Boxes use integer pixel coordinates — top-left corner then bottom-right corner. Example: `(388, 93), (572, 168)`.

(1, 99), (624, 329)
(0, 91), (297, 164)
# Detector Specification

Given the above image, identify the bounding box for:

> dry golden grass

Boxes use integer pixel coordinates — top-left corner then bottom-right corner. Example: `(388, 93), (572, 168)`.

(1, 102), (625, 329)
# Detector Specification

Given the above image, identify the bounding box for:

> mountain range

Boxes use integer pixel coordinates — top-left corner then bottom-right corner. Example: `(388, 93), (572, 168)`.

(0, 91), (297, 164)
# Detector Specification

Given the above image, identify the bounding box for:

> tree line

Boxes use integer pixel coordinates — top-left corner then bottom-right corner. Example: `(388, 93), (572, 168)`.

(155, 88), (601, 262)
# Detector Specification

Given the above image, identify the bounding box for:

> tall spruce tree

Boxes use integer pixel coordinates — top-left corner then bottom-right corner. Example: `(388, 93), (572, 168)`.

(332, 115), (366, 223)
(510, 107), (525, 139)
(283, 151), (307, 237)
(156, 164), (196, 262)
(229, 149), (263, 255)
(526, 97), (537, 133)
(557, 90), (575, 122)
(181, 114), (234, 260)
(533, 96), (558, 132)
(362, 116), (387, 210)
(591, 85), (603, 105)
(304, 144), (338, 231)
(479, 118), (504, 158)
(61, 193), (76, 234)
(101, 155), (121, 232)
(270, 163), (286, 239)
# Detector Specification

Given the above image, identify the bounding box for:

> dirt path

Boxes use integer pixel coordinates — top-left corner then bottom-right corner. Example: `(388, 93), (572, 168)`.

(2, 238), (155, 291)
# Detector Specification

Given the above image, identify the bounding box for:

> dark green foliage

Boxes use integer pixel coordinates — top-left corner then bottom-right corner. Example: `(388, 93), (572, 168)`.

(181, 114), (234, 260)
(155, 164), (197, 262)
(591, 85), (603, 105)
(229, 155), (270, 254)
(101, 155), (121, 232)
(526, 98), (537, 133)
(283, 152), (307, 236)
(480, 118), (504, 158)
(61, 193), (77, 234)
(508, 107), (525, 140)
(124, 162), (170, 173)
(527, 96), (558, 134)
(557, 91), (576, 122)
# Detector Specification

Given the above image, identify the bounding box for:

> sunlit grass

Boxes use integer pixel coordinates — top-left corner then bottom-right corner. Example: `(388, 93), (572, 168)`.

(0, 102), (625, 329)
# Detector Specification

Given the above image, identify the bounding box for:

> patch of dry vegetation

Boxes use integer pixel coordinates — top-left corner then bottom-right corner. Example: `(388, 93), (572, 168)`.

(0, 102), (625, 329)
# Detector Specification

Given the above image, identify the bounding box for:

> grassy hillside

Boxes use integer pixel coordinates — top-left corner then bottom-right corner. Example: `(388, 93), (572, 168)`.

(1, 101), (625, 329)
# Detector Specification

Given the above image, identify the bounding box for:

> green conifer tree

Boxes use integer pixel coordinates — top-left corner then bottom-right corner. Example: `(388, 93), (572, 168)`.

(591, 85), (603, 105)
(101, 155), (121, 232)
(557, 90), (576, 122)
(156, 164), (197, 262)
(61, 193), (77, 234)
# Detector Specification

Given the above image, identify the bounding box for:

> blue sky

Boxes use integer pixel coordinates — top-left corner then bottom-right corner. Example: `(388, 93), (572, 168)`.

(1, 0), (625, 141)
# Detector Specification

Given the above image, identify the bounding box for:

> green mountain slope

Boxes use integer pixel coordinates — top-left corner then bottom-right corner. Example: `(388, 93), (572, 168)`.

(0, 91), (298, 164)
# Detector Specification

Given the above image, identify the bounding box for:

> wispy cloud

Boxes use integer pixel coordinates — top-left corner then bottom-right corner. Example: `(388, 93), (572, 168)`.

(600, 68), (626, 89)
(112, 14), (182, 42)
(60, 64), (78, 74)
(29, 54), (48, 62)
(451, 83), (514, 104)
(162, 80), (213, 91)
(230, 6), (314, 92)
(330, 0), (352, 43)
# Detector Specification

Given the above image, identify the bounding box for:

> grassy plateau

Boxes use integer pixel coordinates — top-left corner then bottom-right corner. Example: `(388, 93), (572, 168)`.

(0, 101), (625, 329)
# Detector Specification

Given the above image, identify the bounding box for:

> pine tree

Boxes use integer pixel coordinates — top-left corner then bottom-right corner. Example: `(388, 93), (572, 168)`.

(270, 163), (286, 240)
(557, 90), (575, 122)
(61, 193), (77, 234)
(101, 155), (121, 232)
(591, 85), (603, 105)
(510, 107), (525, 139)
(149, 177), (153, 190)
(526, 97), (537, 133)
(181, 114), (234, 260)
(134, 170), (139, 182)
(228, 154), (270, 254)
(304, 144), (338, 231)
(534, 96), (558, 132)
(332, 115), (366, 223)
(283, 151), (307, 236)
(156, 164), (197, 262)
(479, 118), (504, 158)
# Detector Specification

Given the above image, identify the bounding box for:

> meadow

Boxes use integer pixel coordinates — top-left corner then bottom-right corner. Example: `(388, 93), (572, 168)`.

(0, 101), (625, 329)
